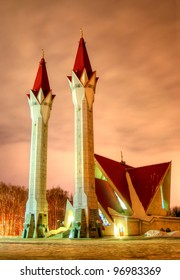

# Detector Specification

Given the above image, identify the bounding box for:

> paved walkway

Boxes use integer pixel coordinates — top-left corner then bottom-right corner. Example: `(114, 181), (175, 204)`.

(0, 237), (180, 259)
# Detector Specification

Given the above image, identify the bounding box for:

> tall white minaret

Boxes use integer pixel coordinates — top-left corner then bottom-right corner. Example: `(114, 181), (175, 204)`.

(23, 53), (55, 238)
(67, 32), (101, 238)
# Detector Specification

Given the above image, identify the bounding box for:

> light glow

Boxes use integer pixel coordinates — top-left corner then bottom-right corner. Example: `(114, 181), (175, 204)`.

(114, 222), (124, 237)
(160, 185), (165, 209)
(114, 191), (127, 210)
(95, 165), (107, 181)
(114, 223), (118, 236)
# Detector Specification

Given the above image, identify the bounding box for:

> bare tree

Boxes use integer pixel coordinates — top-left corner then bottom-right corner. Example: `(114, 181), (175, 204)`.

(0, 182), (27, 236)
(47, 186), (70, 230)
(0, 182), (71, 235)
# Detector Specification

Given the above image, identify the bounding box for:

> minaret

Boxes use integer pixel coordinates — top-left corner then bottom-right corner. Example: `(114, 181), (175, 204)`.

(67, 31), (101, 238)
(23, 53), (55, 238)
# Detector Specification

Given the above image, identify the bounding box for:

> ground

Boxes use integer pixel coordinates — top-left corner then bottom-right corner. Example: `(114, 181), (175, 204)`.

(0, 236), (180, 260)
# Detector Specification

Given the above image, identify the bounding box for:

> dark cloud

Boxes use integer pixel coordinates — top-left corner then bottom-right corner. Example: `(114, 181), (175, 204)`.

(0, 124), (30, 145)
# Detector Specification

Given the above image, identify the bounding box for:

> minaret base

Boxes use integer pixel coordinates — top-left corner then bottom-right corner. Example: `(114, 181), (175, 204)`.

(69, 208), (102, 238)
(22, 212), (48, 238)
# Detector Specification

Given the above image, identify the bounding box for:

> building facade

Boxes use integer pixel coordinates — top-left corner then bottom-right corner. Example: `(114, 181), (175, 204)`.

(94, 154), (176, 236)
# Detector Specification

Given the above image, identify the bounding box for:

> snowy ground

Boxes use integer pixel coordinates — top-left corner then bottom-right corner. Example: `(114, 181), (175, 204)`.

(0, 236), (180, 260)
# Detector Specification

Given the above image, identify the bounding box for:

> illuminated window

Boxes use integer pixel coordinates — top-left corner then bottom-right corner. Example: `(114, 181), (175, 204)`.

(114, 191), (127, 210)
(95, 165), (107, 181)
(98, 209), (110, 226)
(160, 185), (165, 209)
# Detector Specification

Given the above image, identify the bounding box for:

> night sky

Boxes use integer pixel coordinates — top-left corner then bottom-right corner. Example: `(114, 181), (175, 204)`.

(0, 0), (180, 206)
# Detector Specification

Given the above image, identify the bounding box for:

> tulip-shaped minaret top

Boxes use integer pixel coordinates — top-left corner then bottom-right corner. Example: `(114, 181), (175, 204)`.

(68, 32), (101, 238)
(23, 53), (55, 238)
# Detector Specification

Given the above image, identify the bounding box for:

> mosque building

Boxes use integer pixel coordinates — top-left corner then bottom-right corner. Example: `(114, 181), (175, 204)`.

(94, 153), (173, 236)
(23, 32), (180, 238)
(64, 32), (180, 237)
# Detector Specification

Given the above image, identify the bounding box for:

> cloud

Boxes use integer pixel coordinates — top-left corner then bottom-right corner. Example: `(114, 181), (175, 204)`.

(0, 0), (180, 205)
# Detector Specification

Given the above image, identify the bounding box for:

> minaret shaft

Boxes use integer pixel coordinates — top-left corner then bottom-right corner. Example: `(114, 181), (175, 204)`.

(27, 118), (48, 213)
(23, 102), (51, 238)
(74, 99), (97, 210)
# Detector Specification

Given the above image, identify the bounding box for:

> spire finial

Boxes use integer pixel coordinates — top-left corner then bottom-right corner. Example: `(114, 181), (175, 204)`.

(42, 49), (45, 59)
(121, 151), (123, 162)
(121, 151), (126, 165)
(80, 28), (83, 38)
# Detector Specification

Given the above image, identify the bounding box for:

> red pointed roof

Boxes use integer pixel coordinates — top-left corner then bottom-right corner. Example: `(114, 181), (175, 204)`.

(95, 179), (124, 220)
(128, 162), (171, 211)
(32, 57), (51, 96)
(95, 154), (171, 214)
(73, 37), (93, 79)
(94, 154), (132, 207)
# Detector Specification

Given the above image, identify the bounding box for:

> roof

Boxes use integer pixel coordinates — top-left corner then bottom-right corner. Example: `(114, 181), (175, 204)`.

(32, 57), (51, 96)
(95, 178), (124, 220)
(27, 57), (55, 101)
(95, 154), (171, 213)
(128, 162), (171, 211)
(73, 37), (93, 79)
(94, 154), (132, 207)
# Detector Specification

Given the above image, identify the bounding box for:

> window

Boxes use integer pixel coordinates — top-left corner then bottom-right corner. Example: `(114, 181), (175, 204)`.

(114, 191), (127, 210)
(98, 209), (110, 226)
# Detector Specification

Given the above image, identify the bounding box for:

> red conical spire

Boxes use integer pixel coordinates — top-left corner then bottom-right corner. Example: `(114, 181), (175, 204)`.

(32, 53), (51, 96)
(73, 31), (93, 79)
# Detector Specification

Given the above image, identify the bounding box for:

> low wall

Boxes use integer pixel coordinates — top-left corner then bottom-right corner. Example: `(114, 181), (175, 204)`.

(141, 216), (180, 235)
(103, 216), (180, 236)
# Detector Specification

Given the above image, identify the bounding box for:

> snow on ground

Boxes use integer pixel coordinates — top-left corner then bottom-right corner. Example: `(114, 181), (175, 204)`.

(144, 230), (180, 237)
(0, 236), (180, 260)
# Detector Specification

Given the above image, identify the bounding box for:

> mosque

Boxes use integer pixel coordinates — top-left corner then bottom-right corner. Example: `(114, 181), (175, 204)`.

(23, 32), (180, 238)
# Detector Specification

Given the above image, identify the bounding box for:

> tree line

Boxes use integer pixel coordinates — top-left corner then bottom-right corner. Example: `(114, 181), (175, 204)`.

(0, 182), (71, 236)
(0, 181), (180, 236)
